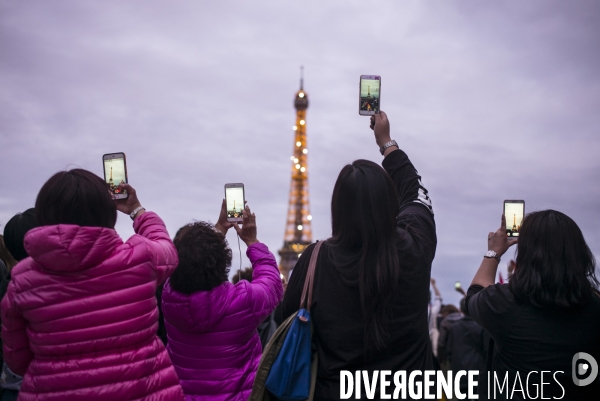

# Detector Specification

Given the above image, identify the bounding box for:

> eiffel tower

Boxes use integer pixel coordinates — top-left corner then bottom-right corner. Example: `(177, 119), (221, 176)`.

(278, 68), (313, 280)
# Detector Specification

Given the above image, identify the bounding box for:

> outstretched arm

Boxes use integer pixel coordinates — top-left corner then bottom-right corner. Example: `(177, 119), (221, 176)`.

(372, 112), (433, 214)
(470, 215), (517, 288)
(372, 111), (436, 260)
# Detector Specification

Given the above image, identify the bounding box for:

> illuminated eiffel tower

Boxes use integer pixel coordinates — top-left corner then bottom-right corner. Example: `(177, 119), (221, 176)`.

(279, 68), (313, 280)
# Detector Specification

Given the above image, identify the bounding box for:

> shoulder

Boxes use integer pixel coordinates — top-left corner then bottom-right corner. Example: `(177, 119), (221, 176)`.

(466, 283), (516, 320)
(8, 258), (42, 293)
(246, 242), (276, 262)
(479, 283), (515, 302)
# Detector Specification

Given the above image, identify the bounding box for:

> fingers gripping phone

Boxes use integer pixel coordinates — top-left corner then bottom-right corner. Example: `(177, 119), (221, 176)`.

(504, 200), (525, 237)
(103, 153), (128, 199)
(359, 75), (381, 116)
(225, 183), (245, 223)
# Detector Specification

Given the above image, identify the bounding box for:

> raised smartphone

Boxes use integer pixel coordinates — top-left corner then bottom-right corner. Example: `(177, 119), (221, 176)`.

(103, 153), (128, 199)
(225, 183), (245, 223)
(504, 200), (525, 237)
(455, 281), (462, 289)
(359, 75), (381, 116)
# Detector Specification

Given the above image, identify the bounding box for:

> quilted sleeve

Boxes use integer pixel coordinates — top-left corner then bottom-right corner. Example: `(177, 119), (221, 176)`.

(133, 211), (179, 286)
(243, 243), (284, 323)
(1, 280), (33, 376)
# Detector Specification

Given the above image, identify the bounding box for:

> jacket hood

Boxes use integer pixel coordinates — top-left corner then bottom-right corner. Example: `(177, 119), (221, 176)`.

(162, 279), (237, 332)
(25, 224), (123, 272)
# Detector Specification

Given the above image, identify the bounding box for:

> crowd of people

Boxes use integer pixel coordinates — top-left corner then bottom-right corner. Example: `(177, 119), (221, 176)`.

(0, 111), (598, 400)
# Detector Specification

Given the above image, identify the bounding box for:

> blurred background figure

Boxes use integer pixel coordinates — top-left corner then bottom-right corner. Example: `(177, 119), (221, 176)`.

(439, 298), (488, 400)
(436, 304), (462, 372)
(162, 202), (282, 401)
(429, 278), (443, 361)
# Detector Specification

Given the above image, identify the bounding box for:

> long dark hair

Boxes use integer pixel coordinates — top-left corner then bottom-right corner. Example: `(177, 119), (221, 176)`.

(508, 210), (598, 308)
(328, 160), (400, 352)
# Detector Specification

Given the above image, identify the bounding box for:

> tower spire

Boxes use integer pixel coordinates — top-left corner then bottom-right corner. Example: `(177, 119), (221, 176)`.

(300, 66), (304, 90)
(279, 72), (312, 280)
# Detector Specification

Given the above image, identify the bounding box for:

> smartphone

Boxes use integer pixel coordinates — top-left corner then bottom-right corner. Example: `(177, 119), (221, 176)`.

(455, 281), (462, 289)
(103, 153), (128, 199)
(504, 200), (525, 237)
(225, 183), (245, 223)
(359, 75), (381, 116)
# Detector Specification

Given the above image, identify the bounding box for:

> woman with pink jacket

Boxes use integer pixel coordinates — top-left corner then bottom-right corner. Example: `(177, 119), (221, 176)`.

(1, 169), (184, 400)
(162, 202), (283, 401)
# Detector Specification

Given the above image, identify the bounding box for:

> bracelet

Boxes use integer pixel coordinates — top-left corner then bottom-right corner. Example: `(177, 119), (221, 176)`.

(130, 206), (145, 221)
(380, 140), (398, 155)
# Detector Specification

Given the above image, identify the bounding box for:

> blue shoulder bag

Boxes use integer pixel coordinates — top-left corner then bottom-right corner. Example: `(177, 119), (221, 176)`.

(264, 240), (323, 401)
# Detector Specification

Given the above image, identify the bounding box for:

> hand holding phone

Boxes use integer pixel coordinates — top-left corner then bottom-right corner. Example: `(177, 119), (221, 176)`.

(215, 199), (234, 235)
(114, 183), (143, 217)
(370, 111), (391, 148)
(232, 205), (259, 247)
(488, 214), (519, 257)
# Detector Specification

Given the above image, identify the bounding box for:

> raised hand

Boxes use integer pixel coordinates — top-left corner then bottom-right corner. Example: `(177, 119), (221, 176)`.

(233, 205), (259, 246)
(215, 199), (234, 235)
(488, 214), (518, 256)
(370, 110), (391, 147)
(114, 183), (143, 216)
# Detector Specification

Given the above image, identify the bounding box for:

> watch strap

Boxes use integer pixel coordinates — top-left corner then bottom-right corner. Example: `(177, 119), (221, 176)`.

(484, 250), (501, 263)
(380, 140), (398, 155)
(130, 206), (145, 220)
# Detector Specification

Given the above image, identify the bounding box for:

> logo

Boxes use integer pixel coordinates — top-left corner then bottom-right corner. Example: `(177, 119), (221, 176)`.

(572, 352), (598, 387)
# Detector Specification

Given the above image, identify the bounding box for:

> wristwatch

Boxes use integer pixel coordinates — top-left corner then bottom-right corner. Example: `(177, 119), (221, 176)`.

(380, 140), (398, 155)
(130, 206), (145, 220)
(484, 250), (501, 263)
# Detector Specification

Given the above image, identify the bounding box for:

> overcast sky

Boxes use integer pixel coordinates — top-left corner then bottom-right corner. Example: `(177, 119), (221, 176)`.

(1, 1), (599, 307)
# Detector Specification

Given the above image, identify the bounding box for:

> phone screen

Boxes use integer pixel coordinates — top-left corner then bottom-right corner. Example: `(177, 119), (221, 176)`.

(504, 200), (525, 237)
(226, 186), (245, 222)
(359, 75), (380, 115)
(103, 154), (127, 199)
(455, 281), (462, 289)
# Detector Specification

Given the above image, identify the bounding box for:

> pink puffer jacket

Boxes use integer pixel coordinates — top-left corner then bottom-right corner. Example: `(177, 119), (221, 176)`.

(1, 212), (184, 400)
(162, 242), (283, 401)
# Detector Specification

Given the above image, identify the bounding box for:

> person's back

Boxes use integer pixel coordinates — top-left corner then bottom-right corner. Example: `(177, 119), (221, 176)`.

(276, 112), (437, 400)
(162, 205), (283, 401)
(468, 284), (600, 400)
(466, 210), (600, 400)
(1, 169), (184, 400)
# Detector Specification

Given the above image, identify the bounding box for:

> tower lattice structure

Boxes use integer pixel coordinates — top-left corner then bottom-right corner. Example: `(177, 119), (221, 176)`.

(279, 71), (313, 280)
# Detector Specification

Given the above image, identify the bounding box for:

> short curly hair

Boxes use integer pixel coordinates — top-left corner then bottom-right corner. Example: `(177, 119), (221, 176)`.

(170, 221), (232, 294)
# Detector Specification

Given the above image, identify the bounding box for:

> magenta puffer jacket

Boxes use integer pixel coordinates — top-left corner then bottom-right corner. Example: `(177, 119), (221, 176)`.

(1, 212), (185, 400)
(162, 242), (283, 401)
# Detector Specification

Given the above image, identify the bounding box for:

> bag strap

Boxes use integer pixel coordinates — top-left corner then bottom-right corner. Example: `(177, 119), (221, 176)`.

(300, 241), (323, 311)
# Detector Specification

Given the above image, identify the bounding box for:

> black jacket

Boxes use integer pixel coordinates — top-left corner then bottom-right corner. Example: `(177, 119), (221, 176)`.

(276, 149), (436, 400)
